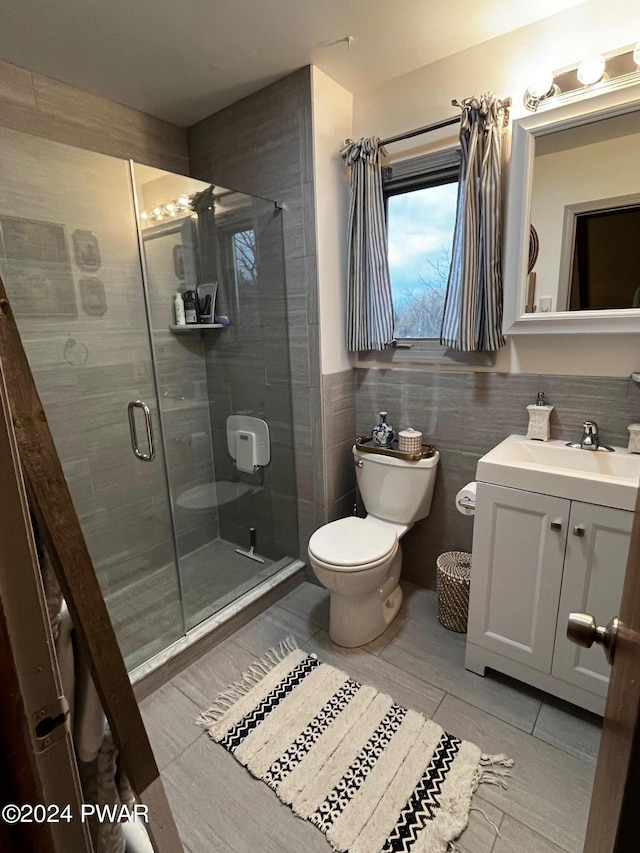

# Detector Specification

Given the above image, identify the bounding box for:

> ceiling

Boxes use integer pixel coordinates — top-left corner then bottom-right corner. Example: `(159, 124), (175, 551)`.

(0, 0), (587, 127)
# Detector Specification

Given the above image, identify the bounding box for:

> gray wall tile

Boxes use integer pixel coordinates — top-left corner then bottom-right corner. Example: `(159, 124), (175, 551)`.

(188, 67), (322, 554)
(354, 367), (640, 588)
(0, 58), (187, 172)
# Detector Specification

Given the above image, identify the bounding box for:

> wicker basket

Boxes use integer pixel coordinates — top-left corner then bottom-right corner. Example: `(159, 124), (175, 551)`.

(436, 551), (471, 633)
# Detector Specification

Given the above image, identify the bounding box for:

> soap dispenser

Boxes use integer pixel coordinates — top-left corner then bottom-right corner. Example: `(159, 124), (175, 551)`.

(526, 392), (554, 442)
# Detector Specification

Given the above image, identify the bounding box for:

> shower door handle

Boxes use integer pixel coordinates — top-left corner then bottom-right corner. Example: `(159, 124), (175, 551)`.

(127, 401), (156, 461)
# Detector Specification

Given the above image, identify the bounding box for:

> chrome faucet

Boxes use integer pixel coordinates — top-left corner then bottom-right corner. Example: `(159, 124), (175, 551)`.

(566, 421), (614, 452)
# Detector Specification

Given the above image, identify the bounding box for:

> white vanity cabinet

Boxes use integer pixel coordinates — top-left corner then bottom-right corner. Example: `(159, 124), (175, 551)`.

(465, 482), (632, 715)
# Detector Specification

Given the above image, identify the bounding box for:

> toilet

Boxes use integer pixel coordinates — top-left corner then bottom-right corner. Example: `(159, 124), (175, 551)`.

(308, 445), (439, 647)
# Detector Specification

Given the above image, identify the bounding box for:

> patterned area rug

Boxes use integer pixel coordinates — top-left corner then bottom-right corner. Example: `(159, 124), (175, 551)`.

(197, 639), (512, 853)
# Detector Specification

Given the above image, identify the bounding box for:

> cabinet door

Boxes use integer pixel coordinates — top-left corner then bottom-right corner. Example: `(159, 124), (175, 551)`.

(467, 483), (568, 672)
(552, 503), (633, 697)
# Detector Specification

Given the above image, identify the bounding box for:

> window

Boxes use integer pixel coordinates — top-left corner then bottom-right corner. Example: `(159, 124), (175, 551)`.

(383, 150), (459, 341)
(232, 228), (257, 288)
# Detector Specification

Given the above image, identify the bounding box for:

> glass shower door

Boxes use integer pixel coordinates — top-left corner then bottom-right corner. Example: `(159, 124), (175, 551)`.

(132, 164), (299, 631)
(0, 127), (184, 670)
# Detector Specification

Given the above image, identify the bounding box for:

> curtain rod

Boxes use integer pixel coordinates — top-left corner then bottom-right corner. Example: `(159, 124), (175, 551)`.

(379, 97), (512, 147)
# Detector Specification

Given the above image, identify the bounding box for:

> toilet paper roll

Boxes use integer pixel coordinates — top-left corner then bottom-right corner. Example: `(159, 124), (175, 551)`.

(455, 482), (477, 516)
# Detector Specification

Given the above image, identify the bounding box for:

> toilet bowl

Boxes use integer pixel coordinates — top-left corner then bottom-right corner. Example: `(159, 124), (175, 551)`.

(308, 516), (402, 647)
(308, 445), (439, 647)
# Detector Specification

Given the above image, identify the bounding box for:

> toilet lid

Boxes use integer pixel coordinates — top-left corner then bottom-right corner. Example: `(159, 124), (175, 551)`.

(308, 517), (397, 567)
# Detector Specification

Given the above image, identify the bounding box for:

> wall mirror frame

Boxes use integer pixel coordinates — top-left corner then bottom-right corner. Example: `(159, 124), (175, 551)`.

(503, 77), (640, 335)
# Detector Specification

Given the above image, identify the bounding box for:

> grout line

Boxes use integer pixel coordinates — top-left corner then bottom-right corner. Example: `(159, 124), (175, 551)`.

(429, 689), (447, 718)
(376, 627), (541, 734)
(531, 700), (543, 735)
(273, 600), (328, 632)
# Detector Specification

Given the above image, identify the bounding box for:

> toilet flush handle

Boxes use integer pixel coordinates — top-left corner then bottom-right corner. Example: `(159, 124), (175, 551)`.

(355, 458), (363, 468)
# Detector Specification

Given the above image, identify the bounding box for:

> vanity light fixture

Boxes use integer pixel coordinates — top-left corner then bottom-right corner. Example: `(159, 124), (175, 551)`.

(577, 54), (606, 86)
(524, 67), (559, 111)
(524, 44), (640, 112)
(140, 194), (192, 223)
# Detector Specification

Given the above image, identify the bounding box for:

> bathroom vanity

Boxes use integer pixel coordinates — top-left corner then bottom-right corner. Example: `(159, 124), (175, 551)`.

(465, 435), (639, 715)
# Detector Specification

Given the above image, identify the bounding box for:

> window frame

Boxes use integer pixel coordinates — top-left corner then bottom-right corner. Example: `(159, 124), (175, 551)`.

(363, 147), (495, 366)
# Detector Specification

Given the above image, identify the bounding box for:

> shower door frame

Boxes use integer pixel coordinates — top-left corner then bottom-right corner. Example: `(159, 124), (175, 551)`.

(128, 162), (189, 636)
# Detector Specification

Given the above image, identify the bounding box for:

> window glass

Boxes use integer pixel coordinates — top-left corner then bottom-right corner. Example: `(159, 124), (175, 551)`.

(232, 228), (257, 286)
(387, 180), (458, 339)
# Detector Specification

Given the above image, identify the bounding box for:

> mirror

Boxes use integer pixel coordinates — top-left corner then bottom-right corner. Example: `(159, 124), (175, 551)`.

(503, 78), (640, 334)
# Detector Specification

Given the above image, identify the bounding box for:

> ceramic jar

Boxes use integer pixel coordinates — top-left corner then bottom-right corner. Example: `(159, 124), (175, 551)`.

(372, 412), (394, 447)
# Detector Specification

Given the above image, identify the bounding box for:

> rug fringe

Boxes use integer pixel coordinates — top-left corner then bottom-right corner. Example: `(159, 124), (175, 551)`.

(469, 805), (502, 837)
(196, 636), (299, 728)
(473, 753), (514, 792)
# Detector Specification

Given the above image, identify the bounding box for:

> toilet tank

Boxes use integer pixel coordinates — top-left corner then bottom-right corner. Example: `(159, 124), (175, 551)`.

(354, 446), (439, 524)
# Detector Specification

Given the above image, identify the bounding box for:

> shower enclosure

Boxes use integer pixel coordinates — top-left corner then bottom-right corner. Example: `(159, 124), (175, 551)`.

(0, 127), (299, 671)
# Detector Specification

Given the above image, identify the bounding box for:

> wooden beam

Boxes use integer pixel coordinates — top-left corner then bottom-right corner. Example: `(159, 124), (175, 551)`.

(0, 277), (183, 852)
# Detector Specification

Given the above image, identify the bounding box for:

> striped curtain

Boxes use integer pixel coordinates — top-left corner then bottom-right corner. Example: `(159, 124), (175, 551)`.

(440, 95), (506, 351)
(341, 137), (395, 351)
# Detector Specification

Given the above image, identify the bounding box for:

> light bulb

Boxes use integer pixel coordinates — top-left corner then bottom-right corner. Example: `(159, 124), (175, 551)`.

(577, 54), (606, 86)
(177, 194), (190, 208)
(527, 67), (554, 99)
(634, 42), (640, 67)
(165, 202), (176, 214)
(140, 211), (148, 220)
(153, 207), (162, 217)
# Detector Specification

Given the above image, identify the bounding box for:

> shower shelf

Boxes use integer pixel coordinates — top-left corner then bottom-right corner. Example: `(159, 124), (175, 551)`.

(168, 323), (225, 331)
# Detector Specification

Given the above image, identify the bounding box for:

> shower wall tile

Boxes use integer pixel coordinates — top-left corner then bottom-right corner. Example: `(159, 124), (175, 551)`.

(188, 67), (321, 560)
(271, 493), (302, 558)
(326, 438), (357, 508)
(355, 368), (640, 589)
(323, 371), (357, 446)
(329, 490), (358, 524)
(175, 513), (220, 557)
(297, 498), (326, 558)
(0, 58), (37, 108)
(291, 445), (315, 504)
(288, 324), (316, 387)
(0, 58), (187, 172)
(265, 441), (299, 499)
(278, 186), (307, 261)
(322, 371), (357, 509)
(263, 385), (295, 445)
(285, 255), (319, 324)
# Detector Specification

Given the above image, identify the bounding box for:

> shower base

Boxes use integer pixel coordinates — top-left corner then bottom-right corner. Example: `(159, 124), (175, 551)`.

(123, 552), (304, 697)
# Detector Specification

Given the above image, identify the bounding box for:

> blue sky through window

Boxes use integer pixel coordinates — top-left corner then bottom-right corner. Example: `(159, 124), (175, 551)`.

(387, 182), (458, 337)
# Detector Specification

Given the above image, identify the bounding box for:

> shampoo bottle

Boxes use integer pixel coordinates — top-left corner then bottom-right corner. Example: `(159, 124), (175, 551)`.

(174, 292), (186, 326)
(182, 290), (200, 324)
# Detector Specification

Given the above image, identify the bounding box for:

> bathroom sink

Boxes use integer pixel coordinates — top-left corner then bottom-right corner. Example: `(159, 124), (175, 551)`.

(476, 434), (640, 510)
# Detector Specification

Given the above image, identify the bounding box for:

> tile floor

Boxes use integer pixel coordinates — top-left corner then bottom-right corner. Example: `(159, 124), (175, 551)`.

(139, 581), (602, 853)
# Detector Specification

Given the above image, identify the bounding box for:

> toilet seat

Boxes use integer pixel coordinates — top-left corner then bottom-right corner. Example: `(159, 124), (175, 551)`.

(308, 517), (398, 572)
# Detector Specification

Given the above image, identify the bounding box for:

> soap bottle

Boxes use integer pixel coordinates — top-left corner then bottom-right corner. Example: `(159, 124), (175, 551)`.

(526, 391), (554, 442)
(628, 423), (640, 454)
(174, 292), (186, 326)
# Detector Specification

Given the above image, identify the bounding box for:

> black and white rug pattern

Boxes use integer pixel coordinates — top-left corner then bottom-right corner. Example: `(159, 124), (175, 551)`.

(198, 641), (512, 853)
